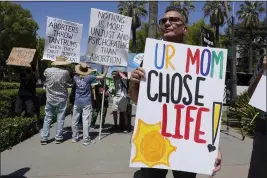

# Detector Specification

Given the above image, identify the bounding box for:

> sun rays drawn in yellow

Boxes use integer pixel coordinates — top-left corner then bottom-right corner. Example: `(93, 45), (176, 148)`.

(131, 119), (177, 168)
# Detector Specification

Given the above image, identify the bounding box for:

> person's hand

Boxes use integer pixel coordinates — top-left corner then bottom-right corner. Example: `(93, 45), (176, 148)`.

(105, 90), (109, 96)
(105, 66), (110, 71)
(209, 151), (222, 178)
(130, 67), (145, 85)
(261, 55), (267, 71)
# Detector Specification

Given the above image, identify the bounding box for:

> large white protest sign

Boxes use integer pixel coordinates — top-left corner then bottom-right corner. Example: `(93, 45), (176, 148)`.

(249, 70), (266, 112)
(129, 38), (228, 175)
(43, 17), (83, 63)
(86, 8), (132, 67)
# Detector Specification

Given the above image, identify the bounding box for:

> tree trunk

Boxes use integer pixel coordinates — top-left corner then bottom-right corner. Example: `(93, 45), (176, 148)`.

(248, 41), (253, 73)
(248, 31), (253, 73)
(132, 27), (137, 53)
(230, 15), (237, 102)
(148, 1), (158, 39)
(215, 24), (220, 47)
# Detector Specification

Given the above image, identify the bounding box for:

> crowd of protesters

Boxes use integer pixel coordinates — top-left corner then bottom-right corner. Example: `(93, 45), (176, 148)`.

(14, 55), (132, 146)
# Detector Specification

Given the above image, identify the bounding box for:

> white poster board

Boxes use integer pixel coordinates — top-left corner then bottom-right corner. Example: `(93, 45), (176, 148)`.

(86, 8), (132, 67)
(43, 16), (83, 63)
(129, 38), (228, 175)
(249, 70), (266, 112)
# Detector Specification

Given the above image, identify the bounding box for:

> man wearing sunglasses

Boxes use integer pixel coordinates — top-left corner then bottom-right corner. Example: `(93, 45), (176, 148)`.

(129, 6), (222, 178)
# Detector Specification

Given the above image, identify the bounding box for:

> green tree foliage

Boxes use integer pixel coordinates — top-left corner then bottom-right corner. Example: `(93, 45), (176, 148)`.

(170, 1), (195, 24)
(202, 1), (231, 47)
(117, 1), (147, 53)
(184, 19), (209, 46)
(222, 20), (267, 73)
(0, 2), (39, 63)
(35, 38), (46, 75)
(236, 1), (265, 73)
(129, 23), (161, 53)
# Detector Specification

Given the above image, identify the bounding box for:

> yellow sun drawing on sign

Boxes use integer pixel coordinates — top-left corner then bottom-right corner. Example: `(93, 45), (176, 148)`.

(131, 119), (177, 168)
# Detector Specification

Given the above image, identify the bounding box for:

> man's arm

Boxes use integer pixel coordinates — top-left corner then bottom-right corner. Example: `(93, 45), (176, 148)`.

(96, 66), (109, 79)
(66, 71), (73, 88)
(33, 69), (40, 80)
(247, 69), (265, 98)
(69, 81), (76, 105)
(129, 82), (140, 104)
(129, 64), (145, 104)
(247, 55), (266, 98)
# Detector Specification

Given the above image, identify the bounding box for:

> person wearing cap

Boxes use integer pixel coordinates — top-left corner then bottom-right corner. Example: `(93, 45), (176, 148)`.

(40, 56), (72, 145)
(71, 62), (109, 146)
(111, 70), (130, 133)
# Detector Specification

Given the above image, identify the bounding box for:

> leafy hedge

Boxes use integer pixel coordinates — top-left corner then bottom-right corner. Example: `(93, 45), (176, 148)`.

(0, 82), (20, 90)
(0, 104), (72, 152)
(0, 88), (46, 119)
(0, 85), (72, 152)
(0, 116), (42, 152)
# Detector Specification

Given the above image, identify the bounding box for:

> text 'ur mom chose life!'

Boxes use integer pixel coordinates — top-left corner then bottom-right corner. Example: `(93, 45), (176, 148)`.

(145, 43), (224, 145)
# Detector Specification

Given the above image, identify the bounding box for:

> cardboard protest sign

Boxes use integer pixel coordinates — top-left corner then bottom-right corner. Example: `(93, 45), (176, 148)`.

(43, 16), (83, 63)
(249, 70), (266, 112)
(129, 38), (228, 175)
(86, 8), (132, 67)
(6, 47), (36, 67)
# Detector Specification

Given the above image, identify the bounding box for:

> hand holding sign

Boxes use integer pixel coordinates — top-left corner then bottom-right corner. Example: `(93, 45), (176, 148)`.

(130, 67), (145, 84)
(129, 67), (146, 103)
(105, 65), (110, 71)
(209, 151), (222, 178)
(261, 55), (267, 71)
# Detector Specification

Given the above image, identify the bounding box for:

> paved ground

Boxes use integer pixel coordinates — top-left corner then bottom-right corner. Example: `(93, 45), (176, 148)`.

(1, 105), (253, 178)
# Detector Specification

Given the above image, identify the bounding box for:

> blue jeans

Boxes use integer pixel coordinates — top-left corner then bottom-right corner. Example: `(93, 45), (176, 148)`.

(41, 101), (67, 141)
(72, 104), (92, 141)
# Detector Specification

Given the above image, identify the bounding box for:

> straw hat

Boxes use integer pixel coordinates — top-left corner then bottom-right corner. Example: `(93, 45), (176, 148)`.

(51, 56), (71, 66)
(75, 62), (92, 76)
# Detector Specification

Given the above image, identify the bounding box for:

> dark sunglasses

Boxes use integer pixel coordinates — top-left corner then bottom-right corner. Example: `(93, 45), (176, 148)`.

(159, 17), (185, 26)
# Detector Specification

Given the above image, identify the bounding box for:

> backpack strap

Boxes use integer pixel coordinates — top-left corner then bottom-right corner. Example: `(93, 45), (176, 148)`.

(120, 78), (128, 90)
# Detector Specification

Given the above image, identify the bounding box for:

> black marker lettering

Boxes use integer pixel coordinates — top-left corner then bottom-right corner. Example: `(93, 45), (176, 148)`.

(147, 70), (158, 101)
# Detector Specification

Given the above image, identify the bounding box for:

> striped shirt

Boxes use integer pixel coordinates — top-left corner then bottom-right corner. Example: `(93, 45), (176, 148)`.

(44, 67), (71, 105)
